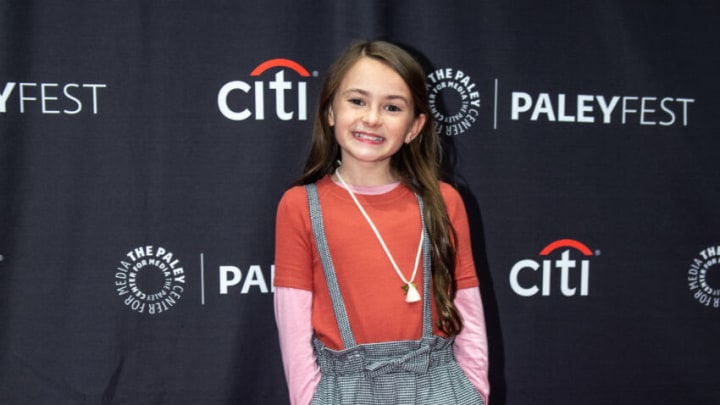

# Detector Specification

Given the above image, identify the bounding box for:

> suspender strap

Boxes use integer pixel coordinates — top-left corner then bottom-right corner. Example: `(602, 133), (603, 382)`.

(418, 196), (433, 338)
(306, 183), (357, 348)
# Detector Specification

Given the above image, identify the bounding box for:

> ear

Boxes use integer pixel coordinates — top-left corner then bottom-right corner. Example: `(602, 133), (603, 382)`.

(328, 106), (335, 127)
(405, 113), (426, 143)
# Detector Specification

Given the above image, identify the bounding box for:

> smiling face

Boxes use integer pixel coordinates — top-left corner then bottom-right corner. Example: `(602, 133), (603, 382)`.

(328, 57), (426, 180)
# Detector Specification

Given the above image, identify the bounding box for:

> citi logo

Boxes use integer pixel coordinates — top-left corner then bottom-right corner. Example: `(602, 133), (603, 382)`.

(509, 239), (595, 297)
(218, 58), (311, 121)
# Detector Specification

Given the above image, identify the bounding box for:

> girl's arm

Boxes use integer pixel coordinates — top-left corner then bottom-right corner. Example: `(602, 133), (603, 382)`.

(274, 286), (320, 405)
(454, 286), (490, 404)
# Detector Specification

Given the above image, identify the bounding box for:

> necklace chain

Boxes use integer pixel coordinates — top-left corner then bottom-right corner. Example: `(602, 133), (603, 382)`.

(335, 168), (423, 292)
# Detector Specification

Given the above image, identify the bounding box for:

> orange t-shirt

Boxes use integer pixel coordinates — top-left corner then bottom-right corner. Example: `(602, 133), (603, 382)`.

(273, 175), (479, 351)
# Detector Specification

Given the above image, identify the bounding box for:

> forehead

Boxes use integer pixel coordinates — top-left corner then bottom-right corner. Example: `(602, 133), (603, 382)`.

(338, 57), (412, 98)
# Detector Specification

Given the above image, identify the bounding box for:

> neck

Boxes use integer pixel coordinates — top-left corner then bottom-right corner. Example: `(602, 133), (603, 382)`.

(335, 162), (398, 187)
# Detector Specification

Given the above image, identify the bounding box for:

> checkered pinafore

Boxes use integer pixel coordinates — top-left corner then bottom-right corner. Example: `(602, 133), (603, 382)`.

(306, 184), (484, 405)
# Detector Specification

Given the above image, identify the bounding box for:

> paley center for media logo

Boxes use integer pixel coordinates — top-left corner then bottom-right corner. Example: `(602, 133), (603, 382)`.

(687, 245), (720, 309)
(114, 245), (187, 314)
(426, 67), (481, 136)
(218, 58), (314, 121)
(510, 239), (597, 297)
(114, 245), (276, 314)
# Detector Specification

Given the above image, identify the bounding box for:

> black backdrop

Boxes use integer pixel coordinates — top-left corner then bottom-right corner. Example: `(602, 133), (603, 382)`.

(1, 1), (719, 404)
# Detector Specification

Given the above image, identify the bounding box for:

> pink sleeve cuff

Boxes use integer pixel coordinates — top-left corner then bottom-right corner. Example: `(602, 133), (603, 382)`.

(454, 287), (490, 404)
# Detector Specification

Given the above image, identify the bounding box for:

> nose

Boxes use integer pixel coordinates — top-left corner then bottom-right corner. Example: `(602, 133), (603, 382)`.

(363, 107), (381, 127)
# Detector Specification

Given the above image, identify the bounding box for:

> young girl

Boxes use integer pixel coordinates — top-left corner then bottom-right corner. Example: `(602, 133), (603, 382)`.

(273, 40), (489, 404)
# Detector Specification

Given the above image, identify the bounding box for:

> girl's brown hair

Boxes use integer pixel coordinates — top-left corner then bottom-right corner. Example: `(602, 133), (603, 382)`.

(296, 40), (463, 336)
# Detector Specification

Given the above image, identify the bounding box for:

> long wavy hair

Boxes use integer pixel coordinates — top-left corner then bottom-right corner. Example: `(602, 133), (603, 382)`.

(296, 40), (463, 336)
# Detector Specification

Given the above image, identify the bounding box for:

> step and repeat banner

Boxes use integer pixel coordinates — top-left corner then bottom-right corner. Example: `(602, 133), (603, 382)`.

(1, 1), (718, 404)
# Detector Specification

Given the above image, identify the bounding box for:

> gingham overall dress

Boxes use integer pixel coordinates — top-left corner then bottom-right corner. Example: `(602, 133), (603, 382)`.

(306, 184), (484, 405)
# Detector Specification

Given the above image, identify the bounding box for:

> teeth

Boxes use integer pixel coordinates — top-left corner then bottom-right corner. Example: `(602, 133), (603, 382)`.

(354, 132), (383, 142)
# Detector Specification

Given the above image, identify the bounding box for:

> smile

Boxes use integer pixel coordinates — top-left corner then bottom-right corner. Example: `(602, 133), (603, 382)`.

(353, 132), (384, 143)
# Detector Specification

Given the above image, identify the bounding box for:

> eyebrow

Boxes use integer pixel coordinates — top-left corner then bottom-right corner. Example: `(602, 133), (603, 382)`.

(342, 88), (410, 104)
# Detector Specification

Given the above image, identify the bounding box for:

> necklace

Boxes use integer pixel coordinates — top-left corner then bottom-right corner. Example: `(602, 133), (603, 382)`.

(335, 167), (423, 303)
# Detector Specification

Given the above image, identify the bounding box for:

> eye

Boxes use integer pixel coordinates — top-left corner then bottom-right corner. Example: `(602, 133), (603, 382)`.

(385, 104), (402, 112)
(348, 98), (364, 106)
